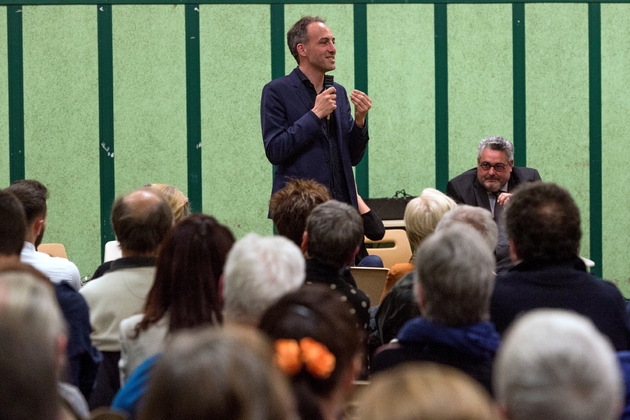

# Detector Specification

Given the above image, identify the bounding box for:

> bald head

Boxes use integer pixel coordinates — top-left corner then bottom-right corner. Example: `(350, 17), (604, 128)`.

(111, 188), (173, 256)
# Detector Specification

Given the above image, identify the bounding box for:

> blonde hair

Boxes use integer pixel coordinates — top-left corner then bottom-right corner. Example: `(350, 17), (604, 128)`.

(404, 188), (456, 252)
(147, 184), (190, 222)
(355, 363), (499, 420)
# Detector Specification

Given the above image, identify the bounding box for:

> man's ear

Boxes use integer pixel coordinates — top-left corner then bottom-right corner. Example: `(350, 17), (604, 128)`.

(416, 283), (425, 310)
(301, 231), (308, 254)
(296, 43), (307, 58)
(509, 239), (520, 263)
(32, 218), (45, 237)
(345, 246), (359, 266)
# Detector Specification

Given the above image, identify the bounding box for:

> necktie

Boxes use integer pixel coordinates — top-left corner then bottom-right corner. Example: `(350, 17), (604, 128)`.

(493, 191), (503, 223)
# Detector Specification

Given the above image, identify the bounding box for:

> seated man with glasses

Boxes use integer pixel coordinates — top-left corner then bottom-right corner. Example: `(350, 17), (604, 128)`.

(446, 136), (541, 272)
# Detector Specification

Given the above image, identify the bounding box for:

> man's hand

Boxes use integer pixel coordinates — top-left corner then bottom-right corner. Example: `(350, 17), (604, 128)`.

(497, 192), (512, 206)
(351, 90), (372, 127)
(312, 87), (337, 119)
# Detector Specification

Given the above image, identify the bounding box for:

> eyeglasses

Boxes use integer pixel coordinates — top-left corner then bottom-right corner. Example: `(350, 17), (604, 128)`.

(479, 162), (509, 172)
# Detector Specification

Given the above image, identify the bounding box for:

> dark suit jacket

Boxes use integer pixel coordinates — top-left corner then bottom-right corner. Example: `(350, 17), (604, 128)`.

(446, 166), (541, 272)
(261, 68), (369, 209)
(446, 166), (541, 209)
(490, 257), (630, 351)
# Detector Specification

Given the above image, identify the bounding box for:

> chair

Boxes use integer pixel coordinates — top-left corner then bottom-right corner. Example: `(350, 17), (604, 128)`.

(350, 267), (389, 305)
(104, 240), (122, 262)
(37, 243), (68, 259)
(364, 229), (412, 269)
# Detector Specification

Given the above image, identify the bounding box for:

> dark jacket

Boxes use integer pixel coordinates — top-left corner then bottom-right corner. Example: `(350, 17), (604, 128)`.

(490, 256), (630, 351)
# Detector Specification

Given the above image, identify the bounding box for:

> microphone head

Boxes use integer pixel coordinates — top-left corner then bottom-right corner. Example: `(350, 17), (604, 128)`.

(324, 74), (334, 89)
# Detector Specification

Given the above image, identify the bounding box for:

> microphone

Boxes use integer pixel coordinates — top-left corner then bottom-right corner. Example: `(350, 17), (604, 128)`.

(324, 75), (334, 121)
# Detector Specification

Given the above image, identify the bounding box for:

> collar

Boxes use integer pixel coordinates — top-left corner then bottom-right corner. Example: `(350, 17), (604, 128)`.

(510, 255), (587, 272)
(22, 242), (36, 252)
(109, 256), (156, 272)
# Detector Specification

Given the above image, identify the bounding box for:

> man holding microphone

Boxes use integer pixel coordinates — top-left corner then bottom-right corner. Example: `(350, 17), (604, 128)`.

(261, 16), (372, 210)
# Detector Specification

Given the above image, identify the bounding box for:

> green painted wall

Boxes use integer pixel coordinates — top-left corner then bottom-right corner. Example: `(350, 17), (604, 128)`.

(3, 3), (630, 297)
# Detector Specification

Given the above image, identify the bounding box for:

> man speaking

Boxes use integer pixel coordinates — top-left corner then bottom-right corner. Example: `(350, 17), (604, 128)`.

(260, 16), (372, 210)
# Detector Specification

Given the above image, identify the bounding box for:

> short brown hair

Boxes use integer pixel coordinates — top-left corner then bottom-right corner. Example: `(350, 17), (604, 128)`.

(0, 190), (27, 255)
(269, 179), (330, 247)
(5, 180), (48, 225)
(111, 188), (173, 254)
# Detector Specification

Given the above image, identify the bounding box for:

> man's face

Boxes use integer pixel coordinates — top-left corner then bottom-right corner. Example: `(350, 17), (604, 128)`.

(299, 22), (336, 73)
(477, 148), (513, 192)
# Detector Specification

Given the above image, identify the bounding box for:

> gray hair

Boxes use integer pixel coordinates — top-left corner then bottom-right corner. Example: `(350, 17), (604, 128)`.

(414, 224), (495, 326)
(139, 326), (297, 420)
(223, 233), (305, 325)
(494, 309), (623, 420)
(436, 205), (498, 252)
(306, 200), (363, 268)
(477, 136), (514, 162)
(404, 188), (457, 253)
(287, 16), (325, 65)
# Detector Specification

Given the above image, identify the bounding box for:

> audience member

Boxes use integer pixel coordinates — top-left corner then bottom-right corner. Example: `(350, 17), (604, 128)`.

(6, 179), (82, 290)
(80, 187), (173, 408)
(372, 225), (500, 393)
(259, 285), (364, 420)
(490, 182), (630, 350)
(372, 189), (456, 350)
(494, 309), (623, 420)
(137, 326), (297, 420)
(223, 232), (305, 326)
(94, 182), (188, 277)
(355, 363), (499, 420)
(435, 204), (498, 253)
(0, 189), (27, 268)
(0, 189), (101, 399)
(302, 200), (370, 332)
(446, 136), (541, 272)
(0, 269), (90, 419)
(379, 188), (456, 301)
(269, 178), (331, 247)
(119, 214), (234, 384)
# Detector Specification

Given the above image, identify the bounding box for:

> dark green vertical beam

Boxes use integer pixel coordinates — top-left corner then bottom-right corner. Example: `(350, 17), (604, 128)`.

(512, 3), (526, 166)
(588, 2), (602, 277)
(98, 4), (115, 260)
(434, 3), (448, 192)
(186, 4), (202, 213)
(270, 4), (284, 80)
(354, 3), (369, 197)
(7, 5), (24, 182)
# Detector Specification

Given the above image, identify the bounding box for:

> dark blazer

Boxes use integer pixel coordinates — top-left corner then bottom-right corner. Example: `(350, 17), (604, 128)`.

(446, 166), (541, 210)
(446, 166), (541, 272)
(261, 68), (369, 209)
(490, 257), (630, 351)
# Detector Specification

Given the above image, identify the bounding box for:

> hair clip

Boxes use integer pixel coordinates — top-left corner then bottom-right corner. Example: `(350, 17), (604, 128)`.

(275, 337), (336, 379)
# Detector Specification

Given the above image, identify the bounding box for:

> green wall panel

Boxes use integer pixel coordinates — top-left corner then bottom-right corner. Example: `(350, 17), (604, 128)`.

(602, 4), (630, 291)
(448, 4), (513, 178)
(0, 7), (7, 185)
(200, 5), (271, 238)
(113, 5), (187, 196)
(22, 5), (99, 277)
(525, 4), (591, 258)
(367, 4), (434, 198)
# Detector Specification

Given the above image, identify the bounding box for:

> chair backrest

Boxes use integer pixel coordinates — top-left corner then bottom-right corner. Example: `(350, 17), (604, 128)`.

(350, 267), (389, 305)
(37, 243), (67, 259)
(104, 240), (122, 263)
(364, 229), (412, 269)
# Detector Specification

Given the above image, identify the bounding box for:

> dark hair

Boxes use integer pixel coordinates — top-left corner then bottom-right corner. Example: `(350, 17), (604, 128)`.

(259, 284), (364, 420)
(287, 16), (325, 65)
(111, 188), (174, 254)
(269, 179), (331, 247)
(505, 182), (581, 263)
(136, 214), (235, 335)
(0, 191), (27, 256)
(5, 180), (48, 225)
(306, 200), (363, 268)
